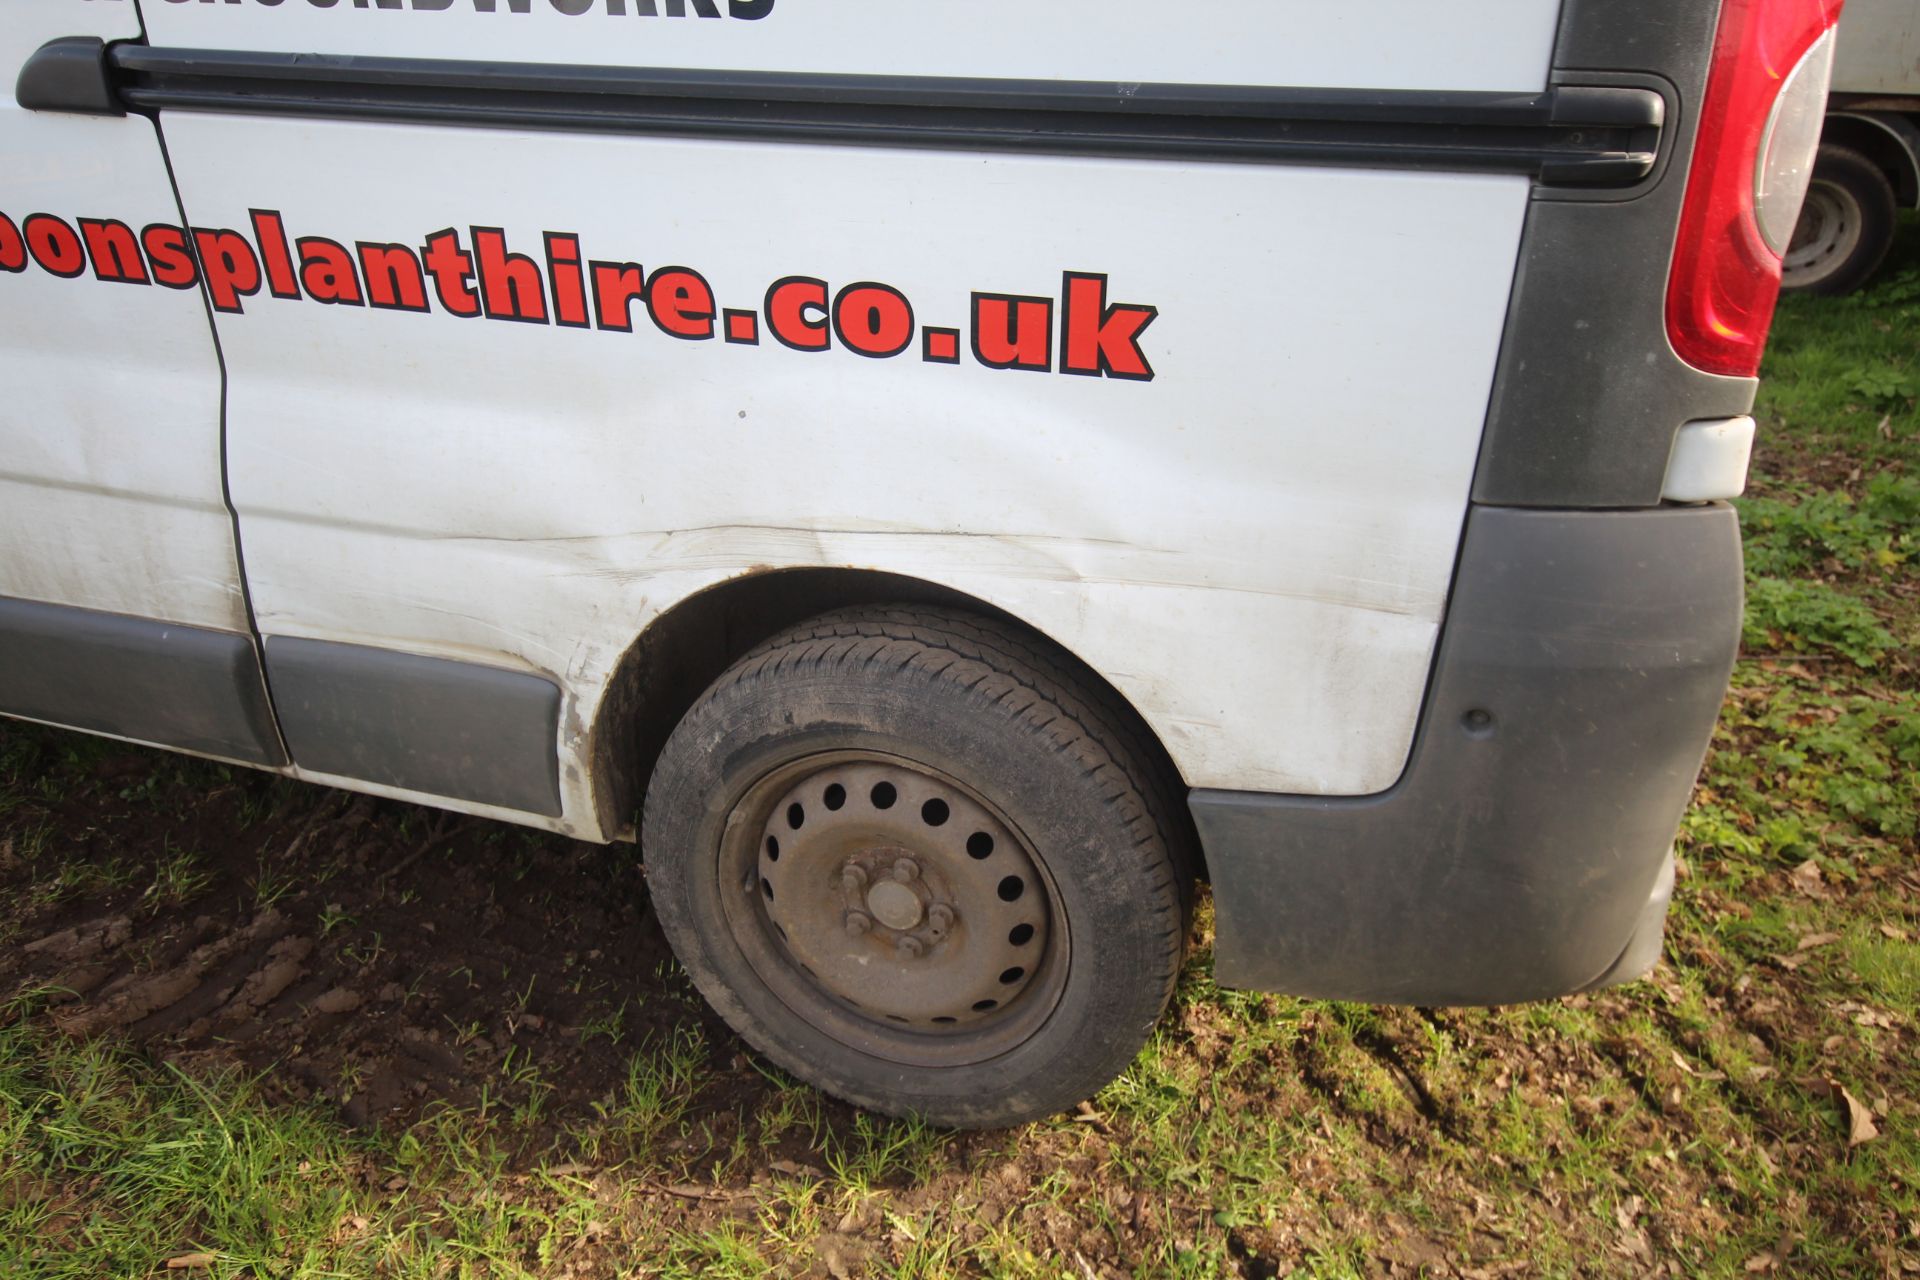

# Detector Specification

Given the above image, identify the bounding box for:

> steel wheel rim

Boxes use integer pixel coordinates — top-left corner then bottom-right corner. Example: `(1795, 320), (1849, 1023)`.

(1784, 182), (1859, 284)
(716, 750), (1068, 1069)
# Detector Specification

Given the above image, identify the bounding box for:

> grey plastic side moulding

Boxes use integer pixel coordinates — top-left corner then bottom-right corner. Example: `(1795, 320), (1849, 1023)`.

(265, 637), (564, 818)
(0, 596), (284, 765)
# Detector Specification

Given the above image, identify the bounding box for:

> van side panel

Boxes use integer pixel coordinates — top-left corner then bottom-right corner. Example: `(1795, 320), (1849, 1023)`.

(151, 111), (1533, 831)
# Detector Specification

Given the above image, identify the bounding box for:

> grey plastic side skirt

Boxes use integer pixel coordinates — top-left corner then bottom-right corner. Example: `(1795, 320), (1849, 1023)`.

(1190, 504), (1742, 1006)
(0, 595), (284, 765)
(264, 637), (563, 818)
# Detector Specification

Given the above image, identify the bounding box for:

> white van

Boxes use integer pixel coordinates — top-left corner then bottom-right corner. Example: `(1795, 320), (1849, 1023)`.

(1782, 0), (1920, 293)
(0, 0), (1841, 1126)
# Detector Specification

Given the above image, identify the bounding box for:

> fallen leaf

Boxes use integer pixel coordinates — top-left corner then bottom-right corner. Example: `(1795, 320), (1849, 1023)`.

(1614, 1196), (1650, 1259)
(767, 1159), (822, 1179)
(1745, 1229), (1797, 1273)
(165, 1255), (216, 1271)
(1842, 1002), (1898, 1030)
(1877, 923), (1909, 941)
(659, 1182), (737, 1201)
(1795, 932), (1841, 951)
(1839, 1085), (1880, 1147)
(1790, 859), (1827, 898)
(813, 1232), (868, 1280)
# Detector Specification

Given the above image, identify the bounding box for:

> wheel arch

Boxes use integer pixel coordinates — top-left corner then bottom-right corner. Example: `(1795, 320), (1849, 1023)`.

(1824, 112), (1920, 207)
(585, 567), (1200, 867)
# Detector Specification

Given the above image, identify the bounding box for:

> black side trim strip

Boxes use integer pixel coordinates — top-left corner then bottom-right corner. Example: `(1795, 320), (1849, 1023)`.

(105, 46), (1663, 184)
(0, 596), (285, 766)
(266, 637), (563, 818)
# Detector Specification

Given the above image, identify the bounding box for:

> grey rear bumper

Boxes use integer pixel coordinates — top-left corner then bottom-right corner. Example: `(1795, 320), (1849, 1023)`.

(1191, 504), (1740, 1005)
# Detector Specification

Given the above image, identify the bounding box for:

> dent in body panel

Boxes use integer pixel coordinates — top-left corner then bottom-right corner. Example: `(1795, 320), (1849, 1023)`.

(241, 514), (1449, 820)
(428, 522), (1438, 621)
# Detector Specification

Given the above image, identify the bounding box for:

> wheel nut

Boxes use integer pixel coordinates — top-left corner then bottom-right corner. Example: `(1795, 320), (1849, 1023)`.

(927, 903), (954, 933)
(891, 858), (919, 883)
(842, 865), (868, 894)
(895, 935), (924, 958)
(844, 911), (872, 937)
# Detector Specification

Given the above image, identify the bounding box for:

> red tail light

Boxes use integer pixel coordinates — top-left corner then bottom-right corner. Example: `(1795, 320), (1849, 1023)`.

(1666, 0), (1843, 377)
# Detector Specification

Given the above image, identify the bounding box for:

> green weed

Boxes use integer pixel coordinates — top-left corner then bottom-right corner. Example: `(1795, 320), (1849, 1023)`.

(1742, 576), (1895, 666)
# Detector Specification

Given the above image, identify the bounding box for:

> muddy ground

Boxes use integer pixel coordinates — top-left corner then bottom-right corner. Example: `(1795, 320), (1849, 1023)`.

(0, 746), (761, 1142)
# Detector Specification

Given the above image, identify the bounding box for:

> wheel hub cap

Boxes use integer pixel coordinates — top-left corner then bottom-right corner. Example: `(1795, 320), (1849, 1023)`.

(865, 878), (924, 931)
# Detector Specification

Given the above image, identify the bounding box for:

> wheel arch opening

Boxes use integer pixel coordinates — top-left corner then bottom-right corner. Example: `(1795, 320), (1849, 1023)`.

(587, 567), (1201, 874)
(1822, 114), (1920, 206)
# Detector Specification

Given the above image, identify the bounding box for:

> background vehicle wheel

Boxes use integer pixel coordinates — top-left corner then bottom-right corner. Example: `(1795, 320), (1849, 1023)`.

(1781, 145), (1897, 297)
(641, 604), (1194, 1128)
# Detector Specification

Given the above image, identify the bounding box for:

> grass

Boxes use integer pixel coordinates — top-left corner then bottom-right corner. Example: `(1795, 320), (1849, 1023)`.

(0, 216), (1916, 1278)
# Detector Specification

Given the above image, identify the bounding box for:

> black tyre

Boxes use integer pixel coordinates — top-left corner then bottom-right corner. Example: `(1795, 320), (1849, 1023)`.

(1781, 145), (1897, 297)
(641, 604), (1193, 1127)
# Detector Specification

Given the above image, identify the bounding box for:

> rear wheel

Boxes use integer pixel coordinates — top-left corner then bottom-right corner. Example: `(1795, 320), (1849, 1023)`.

(1781, 145), (1897, 296)
(641, 604), (1192, 1127)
